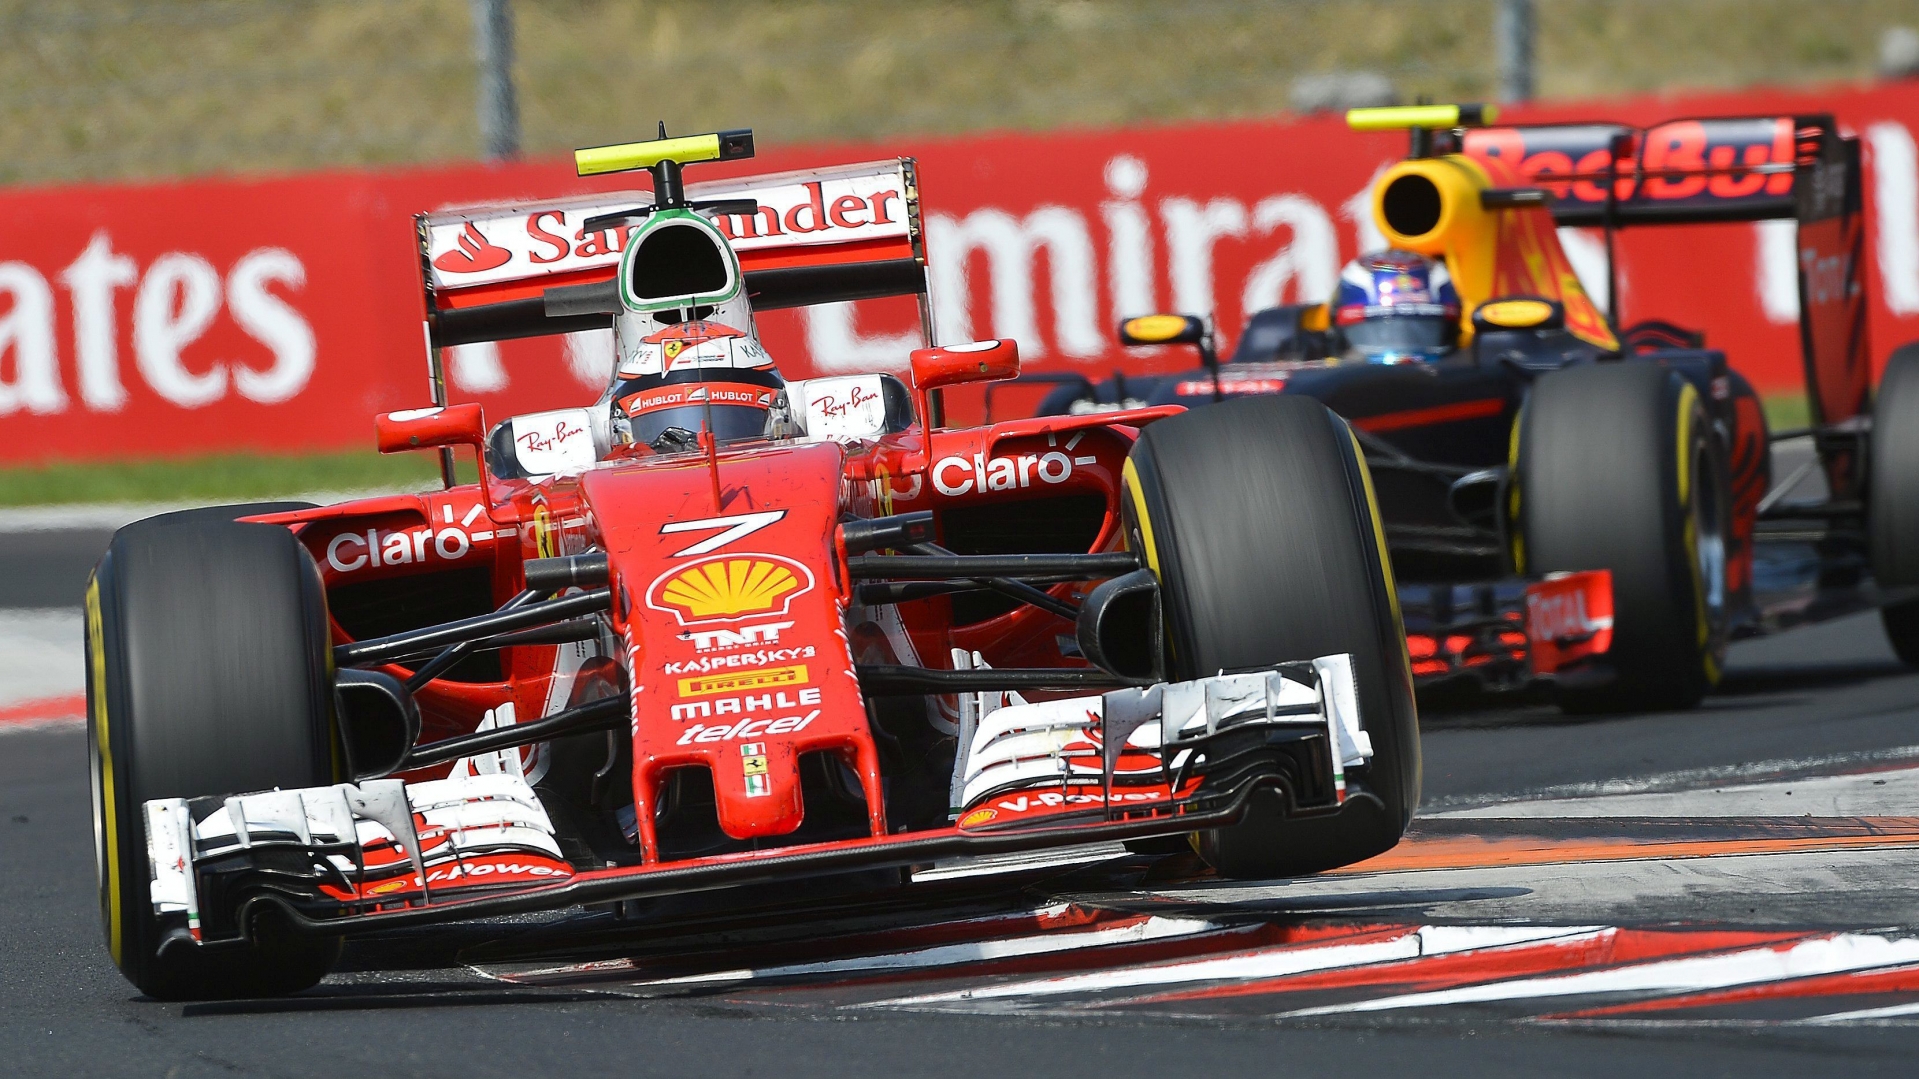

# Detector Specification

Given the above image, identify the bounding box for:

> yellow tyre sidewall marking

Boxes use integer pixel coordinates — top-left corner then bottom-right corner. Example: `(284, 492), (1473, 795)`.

(1120, 458), (1163, 576)
(1123, 455), (1195, 845)
(1507, 410), (1526, 575)
(1672, 381), (1720, 684)
(86, 577), (123, 965)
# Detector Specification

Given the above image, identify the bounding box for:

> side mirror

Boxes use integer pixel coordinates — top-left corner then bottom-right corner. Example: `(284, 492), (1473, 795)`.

(376, 403), (487, 454)
(1118, 313), (1221, 401)
(1472, 297), (1564, 334)
(909, 339), (1020, 391)
(909, 340), (1018, 429)
(486, 407), (605, 480)
(773, 374), (915, 442)
(1118, 314), (1207, 347)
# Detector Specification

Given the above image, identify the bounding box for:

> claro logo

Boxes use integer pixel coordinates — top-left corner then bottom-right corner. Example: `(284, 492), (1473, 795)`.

(327, 524), (474, 571)
(931, 449), (1097, 497)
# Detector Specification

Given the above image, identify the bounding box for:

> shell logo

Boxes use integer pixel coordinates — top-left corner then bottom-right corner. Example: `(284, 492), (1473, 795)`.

(959, 807), (997, 828)
(646, 553), (816, 625)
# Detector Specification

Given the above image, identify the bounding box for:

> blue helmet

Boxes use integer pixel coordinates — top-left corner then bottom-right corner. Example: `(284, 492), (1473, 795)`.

(1332, 250), (1461, 364)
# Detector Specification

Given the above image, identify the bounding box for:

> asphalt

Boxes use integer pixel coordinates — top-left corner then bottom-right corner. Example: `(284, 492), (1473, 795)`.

(4, 525), (1919, 1076)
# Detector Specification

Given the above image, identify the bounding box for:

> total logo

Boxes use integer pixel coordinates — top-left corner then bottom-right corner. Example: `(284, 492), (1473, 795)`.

(681, 620), (794, 653)
(671, 686), (822, 722)
(931, 449), (1097, 497)
(676, 708), (822, 746)
(1526, 586), (1613, 643)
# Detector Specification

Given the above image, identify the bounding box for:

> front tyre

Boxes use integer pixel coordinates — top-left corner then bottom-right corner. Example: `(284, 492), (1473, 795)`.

(1871, 343), (1919, 665)
(89, 508), (339, 1000)
(1516, 363), (1730, 713)
(1123, 395), (1418, 879)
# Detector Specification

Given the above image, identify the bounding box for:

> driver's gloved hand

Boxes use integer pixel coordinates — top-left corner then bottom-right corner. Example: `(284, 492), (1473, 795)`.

(650, 426), (701, 454)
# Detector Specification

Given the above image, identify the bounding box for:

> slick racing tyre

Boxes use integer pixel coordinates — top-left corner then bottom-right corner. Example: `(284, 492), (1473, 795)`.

(88, 504), (339, 1000)
(1123, 395), (1419, 879)
(1515, 363), (1730, 712)
(1870, 343), (1919, 666)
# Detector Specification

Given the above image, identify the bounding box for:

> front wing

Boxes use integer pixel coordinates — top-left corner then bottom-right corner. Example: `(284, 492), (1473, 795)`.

(142, 657), (1370, 950)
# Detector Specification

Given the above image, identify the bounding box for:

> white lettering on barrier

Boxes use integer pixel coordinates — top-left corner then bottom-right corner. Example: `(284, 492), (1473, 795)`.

(227, 248), (317, 404)
(0, 262), (64, 416)
(1, 233), (316, 418)
(60, 231), (136, 412)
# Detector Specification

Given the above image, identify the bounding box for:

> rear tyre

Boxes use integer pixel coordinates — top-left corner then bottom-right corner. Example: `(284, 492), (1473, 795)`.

(1871, 343), (1919, 666)
(1516, 363), (1730, 712)
(1123, 395), (1418, 880)
(88, 507), (340, 1000)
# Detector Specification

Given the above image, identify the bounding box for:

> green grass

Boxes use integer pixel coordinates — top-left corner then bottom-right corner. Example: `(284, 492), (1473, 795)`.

(1762, 392), (1811, 432)
(1, 0), (1914, 186)
(0, 449), (451, 507)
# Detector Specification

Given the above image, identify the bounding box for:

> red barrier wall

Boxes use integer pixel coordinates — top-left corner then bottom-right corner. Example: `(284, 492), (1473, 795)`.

(7, 80), (1919, 463)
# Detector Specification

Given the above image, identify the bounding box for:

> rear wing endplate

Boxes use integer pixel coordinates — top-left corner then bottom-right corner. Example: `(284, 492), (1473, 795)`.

(416, 158), (928, 349)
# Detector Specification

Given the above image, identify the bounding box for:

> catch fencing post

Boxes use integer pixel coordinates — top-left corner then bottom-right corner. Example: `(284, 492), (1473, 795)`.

(472, 0), (521, 160)
(1495, 0), (1535, 104)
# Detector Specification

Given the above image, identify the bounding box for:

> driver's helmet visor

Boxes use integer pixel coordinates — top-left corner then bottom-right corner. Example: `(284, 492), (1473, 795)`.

(1339, 305), (1456, 362)
(618, 380), (776, 448)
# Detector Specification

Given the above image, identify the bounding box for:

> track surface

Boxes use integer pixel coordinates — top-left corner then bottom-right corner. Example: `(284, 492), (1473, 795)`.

(5, 526), (1919, 1076)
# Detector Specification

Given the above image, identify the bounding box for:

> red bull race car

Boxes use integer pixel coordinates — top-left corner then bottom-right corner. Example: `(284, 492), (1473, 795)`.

(86, 132), (1418, 1000)
(1042, 105), (1919, 714)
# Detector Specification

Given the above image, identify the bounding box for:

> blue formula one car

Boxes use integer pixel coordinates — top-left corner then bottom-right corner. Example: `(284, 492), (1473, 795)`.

(1034, 105), (1919, 714)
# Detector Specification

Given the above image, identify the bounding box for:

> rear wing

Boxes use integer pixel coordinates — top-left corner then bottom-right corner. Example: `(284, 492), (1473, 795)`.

(1456, 115), (1869, 425)
(1455, 115), (1847, 227)
(417, 158), (928, 349)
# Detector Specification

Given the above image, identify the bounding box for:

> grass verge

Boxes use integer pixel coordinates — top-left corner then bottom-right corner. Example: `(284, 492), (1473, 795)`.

(0, 449), (450, 507)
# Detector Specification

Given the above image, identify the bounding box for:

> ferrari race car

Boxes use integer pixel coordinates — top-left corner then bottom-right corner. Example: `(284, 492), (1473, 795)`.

(86, 131), (1419, 1000)
(1040, 104), (1919, 713)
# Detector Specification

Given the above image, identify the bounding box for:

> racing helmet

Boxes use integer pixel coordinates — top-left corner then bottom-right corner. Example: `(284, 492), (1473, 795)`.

(1332, 250), (1461, 364)
(607, 208), (782, 451)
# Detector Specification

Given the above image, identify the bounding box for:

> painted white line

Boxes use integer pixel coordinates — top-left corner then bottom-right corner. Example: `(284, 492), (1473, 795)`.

(0, 488), (418, 533)
(0, 608), (82, 708)
(1421, 745), (1919, 816)
(857, 924), (1602, 1009)
(629, 914), (1226, 989)
(1803, 999), (1919, 1024)
(1279, 932), (1919, 1017)
(1430, 765), (1919, 819)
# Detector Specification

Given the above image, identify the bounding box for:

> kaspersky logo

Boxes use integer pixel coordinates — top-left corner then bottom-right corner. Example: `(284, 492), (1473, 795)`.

(645, 554), (815, 626)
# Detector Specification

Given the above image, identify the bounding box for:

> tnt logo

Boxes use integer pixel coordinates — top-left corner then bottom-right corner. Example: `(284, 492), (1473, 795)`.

(681, 620), (795, 653)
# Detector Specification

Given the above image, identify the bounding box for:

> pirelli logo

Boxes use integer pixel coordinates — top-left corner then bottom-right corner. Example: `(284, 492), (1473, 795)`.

(677, 664), (809, 699)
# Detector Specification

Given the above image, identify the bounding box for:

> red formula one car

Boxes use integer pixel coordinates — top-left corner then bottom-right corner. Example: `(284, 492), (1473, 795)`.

(86, 132), (1418, 999)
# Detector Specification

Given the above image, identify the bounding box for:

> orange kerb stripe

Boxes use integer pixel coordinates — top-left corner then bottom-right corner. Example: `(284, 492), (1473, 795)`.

(1332, 819), (1919, 875)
